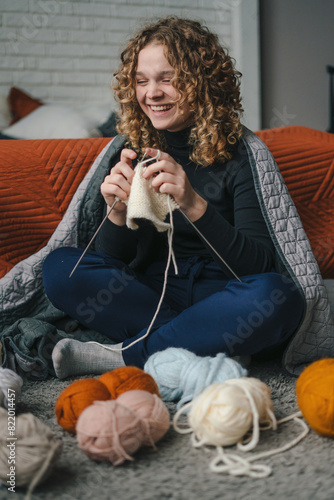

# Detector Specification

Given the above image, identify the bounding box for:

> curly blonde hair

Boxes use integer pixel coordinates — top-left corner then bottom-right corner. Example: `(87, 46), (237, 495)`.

(112, 16), (243, 166)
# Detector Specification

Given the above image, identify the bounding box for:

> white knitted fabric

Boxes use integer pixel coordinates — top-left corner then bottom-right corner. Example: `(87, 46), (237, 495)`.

(125, 162), (178, 232)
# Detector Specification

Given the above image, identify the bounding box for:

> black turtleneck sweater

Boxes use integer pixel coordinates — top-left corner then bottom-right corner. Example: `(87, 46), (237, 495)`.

(95, 129), (275, 278)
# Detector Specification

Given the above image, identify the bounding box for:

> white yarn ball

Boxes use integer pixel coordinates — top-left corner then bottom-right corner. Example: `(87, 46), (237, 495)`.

(185, 378), (275, 450)
(0, 367), (23, 409)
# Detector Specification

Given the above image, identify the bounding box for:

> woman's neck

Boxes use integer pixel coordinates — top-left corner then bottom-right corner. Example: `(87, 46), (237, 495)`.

(163, 126), (192, 151)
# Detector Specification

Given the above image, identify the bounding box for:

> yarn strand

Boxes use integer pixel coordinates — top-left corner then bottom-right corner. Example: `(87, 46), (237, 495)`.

(235, 382), (277, 453)
(173, 379), (310, 479)
(210, 447), (272, 478)
(87, 194), (177, 353)
(209, 411), (309, 478)
(24, 441), (62, 500)
(173, 401), (194, 434)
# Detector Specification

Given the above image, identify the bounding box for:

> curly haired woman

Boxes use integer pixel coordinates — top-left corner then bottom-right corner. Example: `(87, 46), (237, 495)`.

(43, 16), (304, 378)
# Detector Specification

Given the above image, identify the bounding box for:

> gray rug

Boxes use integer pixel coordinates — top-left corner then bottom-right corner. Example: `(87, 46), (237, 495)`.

(2, 358), (334, 500)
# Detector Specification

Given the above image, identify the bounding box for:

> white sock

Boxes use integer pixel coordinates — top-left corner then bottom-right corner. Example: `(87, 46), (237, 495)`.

(52, 338), (125, 379)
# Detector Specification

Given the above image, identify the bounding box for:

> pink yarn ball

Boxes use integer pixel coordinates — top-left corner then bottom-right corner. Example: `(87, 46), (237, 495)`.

(76, 390), (170, 465)
(117, 390), (171, 446)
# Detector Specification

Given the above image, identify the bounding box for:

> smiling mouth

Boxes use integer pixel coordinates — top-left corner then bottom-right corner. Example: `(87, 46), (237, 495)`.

(149, 104), (174, 112)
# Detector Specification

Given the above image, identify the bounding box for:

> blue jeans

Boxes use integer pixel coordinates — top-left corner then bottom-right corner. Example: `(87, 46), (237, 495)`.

(42, 247), (305, 368)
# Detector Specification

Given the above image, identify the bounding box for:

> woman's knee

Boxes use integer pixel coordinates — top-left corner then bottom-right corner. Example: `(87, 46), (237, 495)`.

(42, 247), (79, 304)
(43, 247), (80, 275)
(221, 273), (305, 355)
(251, 273), (304, 345)
(246, 273), (303, 320)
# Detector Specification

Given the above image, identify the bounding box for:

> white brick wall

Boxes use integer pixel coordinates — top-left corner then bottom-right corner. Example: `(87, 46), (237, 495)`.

(0, 0), (233, 110)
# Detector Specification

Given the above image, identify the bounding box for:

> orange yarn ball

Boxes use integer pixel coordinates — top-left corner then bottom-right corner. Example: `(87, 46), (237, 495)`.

(55, 378), (111, 434)
(99, 366), (160, 399)
(55, 367), (160, 435)
(296, 358), (334, 437)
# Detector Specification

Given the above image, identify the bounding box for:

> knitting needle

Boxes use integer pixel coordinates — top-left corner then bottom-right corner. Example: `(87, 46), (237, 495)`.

(69, 197), (119, 278)
(68, 150), (155, 279)
(177, 206), (242, 283)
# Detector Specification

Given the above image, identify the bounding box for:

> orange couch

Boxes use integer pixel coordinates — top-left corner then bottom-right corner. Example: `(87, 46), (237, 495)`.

(0, 126), (333, 280)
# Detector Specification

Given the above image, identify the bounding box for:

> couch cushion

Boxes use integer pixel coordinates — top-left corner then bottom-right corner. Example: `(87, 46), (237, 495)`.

(0, 137), (110, 278)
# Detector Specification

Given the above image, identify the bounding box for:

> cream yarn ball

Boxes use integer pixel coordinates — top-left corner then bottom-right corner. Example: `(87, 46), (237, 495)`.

(174, 377), (276, 451)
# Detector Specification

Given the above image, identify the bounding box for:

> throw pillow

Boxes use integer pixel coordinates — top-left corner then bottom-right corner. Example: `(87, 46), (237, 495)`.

(8, 87), (44, 124)
(3, 103), (104, 139)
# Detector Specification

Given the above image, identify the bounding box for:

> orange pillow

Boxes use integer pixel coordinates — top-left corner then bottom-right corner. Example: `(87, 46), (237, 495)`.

(8, 87), (43, 124)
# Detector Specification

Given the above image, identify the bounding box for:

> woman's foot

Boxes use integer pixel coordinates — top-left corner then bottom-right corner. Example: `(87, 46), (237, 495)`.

(52, 338), (125, 379)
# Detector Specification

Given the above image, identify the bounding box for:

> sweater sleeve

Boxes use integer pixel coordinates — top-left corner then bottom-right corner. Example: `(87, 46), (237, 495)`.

(193, 157), (275, 277)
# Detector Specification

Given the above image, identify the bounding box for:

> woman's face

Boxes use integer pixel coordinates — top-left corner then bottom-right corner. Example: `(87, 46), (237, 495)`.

(135, 43), (193, 132)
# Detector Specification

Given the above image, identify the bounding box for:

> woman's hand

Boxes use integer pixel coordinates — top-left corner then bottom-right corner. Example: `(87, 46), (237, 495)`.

(142, 148), (207, 222)
(100, 148), (137, 225)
